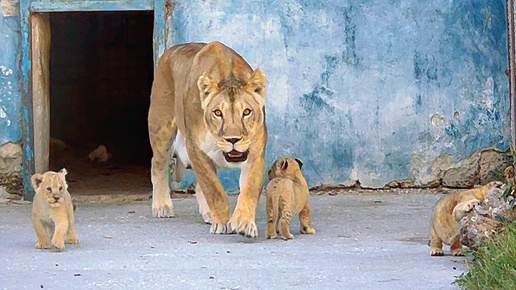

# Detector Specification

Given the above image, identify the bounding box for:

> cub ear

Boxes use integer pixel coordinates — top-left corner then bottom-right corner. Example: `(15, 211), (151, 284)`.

(246, 68), (266, 99)
(281, 159), (289, 171)
(59, 168), (68, 176)
(294, 158), (303, 169)
(31, 174), (44, 191)
(197, 72), (219, 109)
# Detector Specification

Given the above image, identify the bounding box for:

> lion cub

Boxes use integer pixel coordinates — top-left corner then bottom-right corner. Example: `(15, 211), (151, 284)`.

(265, 157), (315, 240)
(429, 181), (502, 256)
(31, 169), (78, 251)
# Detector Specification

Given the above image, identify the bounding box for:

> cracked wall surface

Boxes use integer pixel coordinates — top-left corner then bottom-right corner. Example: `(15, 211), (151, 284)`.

(0, 0), (511, 192)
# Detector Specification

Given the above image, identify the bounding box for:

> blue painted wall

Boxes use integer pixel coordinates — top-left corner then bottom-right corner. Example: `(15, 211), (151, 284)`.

(0, 9), (22, 144)
(172, 0), (510, 188)
(0, 0), (510, 190)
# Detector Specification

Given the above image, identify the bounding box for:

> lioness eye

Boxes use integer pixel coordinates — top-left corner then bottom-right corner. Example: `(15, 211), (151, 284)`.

(46, 187), (51, 192)
(213, 109), (223, 117)
(243, 109), (252, 116)
(59, 186), (63, 191)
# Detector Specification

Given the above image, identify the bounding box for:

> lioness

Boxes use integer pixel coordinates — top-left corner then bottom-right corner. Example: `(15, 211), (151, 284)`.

(429, 181), (502, 256)
(31, 169), (78, 251)
(148, 42), (267, 237)
(265, 157), (315, 240)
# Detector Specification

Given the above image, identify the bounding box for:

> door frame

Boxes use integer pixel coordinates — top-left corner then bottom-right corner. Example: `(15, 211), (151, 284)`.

(19, 0), (171, 200)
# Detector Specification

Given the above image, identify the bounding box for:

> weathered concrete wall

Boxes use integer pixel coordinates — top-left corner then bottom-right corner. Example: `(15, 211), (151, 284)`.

(171, 0), (510, 189)
(0, 0), (511, 192)
(0, 0), (22, 145)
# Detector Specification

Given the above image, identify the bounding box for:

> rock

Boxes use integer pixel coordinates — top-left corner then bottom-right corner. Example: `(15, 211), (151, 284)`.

(479, 149), (513, 185)
(460, 213), (504, 250)
(384, 180), (399, 188)
(459, 187), (516, 249)
(0, 142), (22, 174)
(88, 145), (112, 162)
(441, 166), (479, 188)
(414, 153), (455, 188)
(399, 178), (415, 188)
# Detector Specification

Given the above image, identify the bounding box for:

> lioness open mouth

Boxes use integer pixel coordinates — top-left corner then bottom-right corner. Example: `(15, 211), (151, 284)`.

(223, 150), (249, 162)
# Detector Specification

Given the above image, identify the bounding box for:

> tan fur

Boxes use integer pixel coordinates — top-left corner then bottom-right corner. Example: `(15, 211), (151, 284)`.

(31, 169), (78, 251)
(429, 181), (502, 256)
(148, 42), (267, 237)
(265, 157), (315, 240)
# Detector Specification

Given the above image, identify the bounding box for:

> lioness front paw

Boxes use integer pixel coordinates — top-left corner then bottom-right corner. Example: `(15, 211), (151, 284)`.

(51, 238), (65, 251)
(229, 211), (257, 238)
(35, 241), (50, 249)
(201, 211), (212, 224)
(210, 222), (231, 234)
(152, 199), (174, 218)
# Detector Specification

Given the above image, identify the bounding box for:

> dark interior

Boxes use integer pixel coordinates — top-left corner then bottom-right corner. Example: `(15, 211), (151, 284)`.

(48, 11), (154, 192)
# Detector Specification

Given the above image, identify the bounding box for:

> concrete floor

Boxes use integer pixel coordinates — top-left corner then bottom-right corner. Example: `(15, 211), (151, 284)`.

(0, 192), (467, 289)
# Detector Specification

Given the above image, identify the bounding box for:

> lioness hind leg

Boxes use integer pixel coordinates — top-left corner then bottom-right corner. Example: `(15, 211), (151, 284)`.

(450, 239), (465, 256)
(149, 120), (177, 218)
(149, 55), (177, 218)
(195, 183), (212, 224)
(299, 202), (315, 234)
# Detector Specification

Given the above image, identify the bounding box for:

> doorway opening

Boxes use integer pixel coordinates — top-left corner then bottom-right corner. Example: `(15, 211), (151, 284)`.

(46, 11), (154, 195)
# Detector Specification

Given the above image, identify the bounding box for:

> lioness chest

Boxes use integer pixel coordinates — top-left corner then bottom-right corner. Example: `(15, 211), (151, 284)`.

(173, 131), (246, 169)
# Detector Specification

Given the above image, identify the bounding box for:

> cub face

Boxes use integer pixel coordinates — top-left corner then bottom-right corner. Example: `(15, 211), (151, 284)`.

(31, 169), (68, 207)
(268, 157), (304, 180)
(197, 69), (266, 163)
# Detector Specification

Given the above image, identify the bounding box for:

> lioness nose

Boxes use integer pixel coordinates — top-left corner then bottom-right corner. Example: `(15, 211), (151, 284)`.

(53, 196), (60, 202)
(225, 138), (241, 144)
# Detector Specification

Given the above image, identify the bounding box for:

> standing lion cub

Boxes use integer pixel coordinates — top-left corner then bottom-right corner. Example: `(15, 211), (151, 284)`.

(429, 181), (502, 256)
(265, 157), (315, 240)
(31, 169), (78, 251)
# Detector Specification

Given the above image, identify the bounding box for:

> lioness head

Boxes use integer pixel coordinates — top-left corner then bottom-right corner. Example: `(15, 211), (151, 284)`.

(197, 69), (266, 163)
(31, 169), (68, 207)
(268, 157), (304, 180)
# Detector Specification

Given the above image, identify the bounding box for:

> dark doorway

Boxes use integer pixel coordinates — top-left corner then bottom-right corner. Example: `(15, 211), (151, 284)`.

(49, 11), (154, 194)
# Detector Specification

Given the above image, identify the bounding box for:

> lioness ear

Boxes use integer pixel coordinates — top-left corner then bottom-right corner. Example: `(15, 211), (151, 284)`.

(31, 174), (44, 191)
(294, 158), (303, 169)
(246, 68), (266, 99)
(197, 72), (218, 109)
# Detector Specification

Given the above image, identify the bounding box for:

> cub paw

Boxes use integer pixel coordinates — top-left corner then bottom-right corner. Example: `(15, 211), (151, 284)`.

(265, 229), (277, 239)
(430, 248), (444, 256)
(229, 211), (257, 238)
(300, 226), (316, 234)
(35, 241), (50, 249)
(51, 238), (65, 251)
(152, 199), (174, 218)
(210, 222), (231, 234)
(452, 248), (465, 256)
(66, 235), (79, 244)
(281, 233), (294, 240)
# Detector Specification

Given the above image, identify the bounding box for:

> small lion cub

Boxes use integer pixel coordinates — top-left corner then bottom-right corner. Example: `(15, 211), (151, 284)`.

(31, 169), (78, 251)
(265, 157), (315, 240)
